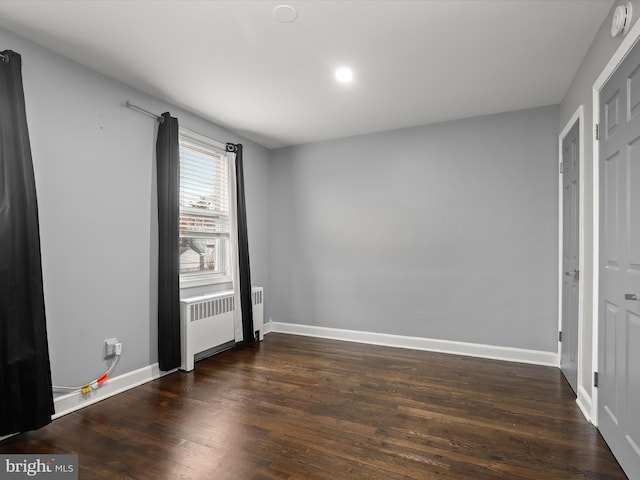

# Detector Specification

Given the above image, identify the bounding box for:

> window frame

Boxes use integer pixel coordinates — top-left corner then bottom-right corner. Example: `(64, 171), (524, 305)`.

(178, 127), (233, 289)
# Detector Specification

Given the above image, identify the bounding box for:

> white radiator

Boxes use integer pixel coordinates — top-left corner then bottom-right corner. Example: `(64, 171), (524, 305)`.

(180, 287), (264, 371)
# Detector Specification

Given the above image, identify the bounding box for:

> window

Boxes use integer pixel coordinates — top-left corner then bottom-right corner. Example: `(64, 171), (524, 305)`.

(178, 128), (231, 287)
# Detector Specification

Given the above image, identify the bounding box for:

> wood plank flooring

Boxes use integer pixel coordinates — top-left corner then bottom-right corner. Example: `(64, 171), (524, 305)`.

(0, 333), (627, 479)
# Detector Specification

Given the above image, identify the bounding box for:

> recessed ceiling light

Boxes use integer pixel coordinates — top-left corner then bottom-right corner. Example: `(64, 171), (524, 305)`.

(273, 4), (297, 23)
(335, 67), (354, 83)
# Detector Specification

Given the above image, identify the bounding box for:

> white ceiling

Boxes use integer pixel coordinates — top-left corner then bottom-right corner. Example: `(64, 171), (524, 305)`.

(0, 0), (614, 149)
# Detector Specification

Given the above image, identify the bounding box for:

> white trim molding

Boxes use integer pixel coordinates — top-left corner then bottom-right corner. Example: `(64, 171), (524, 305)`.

(270, 322), (558, 366)
(1, 364), (173, 441)
(591, 14), (640, 427)
(53, 363), (173, 419)
(577, 384), (593, 424)
(263, 320), (273, 335)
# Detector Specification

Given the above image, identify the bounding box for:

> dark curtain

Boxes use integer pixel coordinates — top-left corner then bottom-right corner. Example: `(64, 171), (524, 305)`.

(227, 143), (254, 344)
(156, 112), (181, 371)
(0, 50), (54, 435)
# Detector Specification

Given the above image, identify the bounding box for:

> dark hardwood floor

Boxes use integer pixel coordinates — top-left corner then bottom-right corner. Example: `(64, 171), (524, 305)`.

(0, 333), (627, 479)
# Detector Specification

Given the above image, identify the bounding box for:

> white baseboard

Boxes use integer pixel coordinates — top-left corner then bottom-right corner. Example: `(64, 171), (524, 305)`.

(53, 363), (174, 419)
(0, 364), (174, 441)
(576, 384), (593, 423)
(270, 322), (558, 367)
(263, 320), (273, 335)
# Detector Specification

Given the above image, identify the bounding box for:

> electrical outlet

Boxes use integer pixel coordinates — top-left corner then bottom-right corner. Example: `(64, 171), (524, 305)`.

(104, 338), (118, 358)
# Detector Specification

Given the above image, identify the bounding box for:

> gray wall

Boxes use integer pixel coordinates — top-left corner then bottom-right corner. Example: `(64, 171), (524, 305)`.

(559, 0), (640, 400)
(0, 26), (270, 390)
(270, 106), (559, 352)
(0, 7), (571, 396)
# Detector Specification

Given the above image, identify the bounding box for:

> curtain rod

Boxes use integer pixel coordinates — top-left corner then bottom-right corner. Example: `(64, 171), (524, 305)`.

(125, 100), (164, 123)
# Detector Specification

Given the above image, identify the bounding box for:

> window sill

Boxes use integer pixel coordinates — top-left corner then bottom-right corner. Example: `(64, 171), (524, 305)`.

(180, 274), (232, 289)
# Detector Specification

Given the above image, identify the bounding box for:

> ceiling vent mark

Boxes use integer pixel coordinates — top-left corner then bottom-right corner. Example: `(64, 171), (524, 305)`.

(273, 4), (297, 23)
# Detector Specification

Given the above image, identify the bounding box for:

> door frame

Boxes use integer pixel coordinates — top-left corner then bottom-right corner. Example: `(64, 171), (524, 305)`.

(558, 106), (584, 404)
(592, 18), (640, 427)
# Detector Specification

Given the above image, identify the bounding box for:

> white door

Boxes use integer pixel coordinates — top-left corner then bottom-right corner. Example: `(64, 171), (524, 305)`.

(561, 122), (579, 393)
(598, 35), (640, 479)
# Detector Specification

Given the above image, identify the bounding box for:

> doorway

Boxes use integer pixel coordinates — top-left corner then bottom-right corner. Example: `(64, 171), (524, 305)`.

(594, 25), (640, 479)
(559, 114), (582, 395)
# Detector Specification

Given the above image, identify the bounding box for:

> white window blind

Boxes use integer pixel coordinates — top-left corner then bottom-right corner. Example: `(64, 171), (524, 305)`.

(178, 129), (231, 280)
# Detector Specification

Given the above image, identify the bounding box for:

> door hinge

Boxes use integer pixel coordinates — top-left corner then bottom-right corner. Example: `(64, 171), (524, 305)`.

(594, 371), (599, 388)
(595, 123), (600, 141)
(559, 331), (563, 342)
(560, 161), (564, 174)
